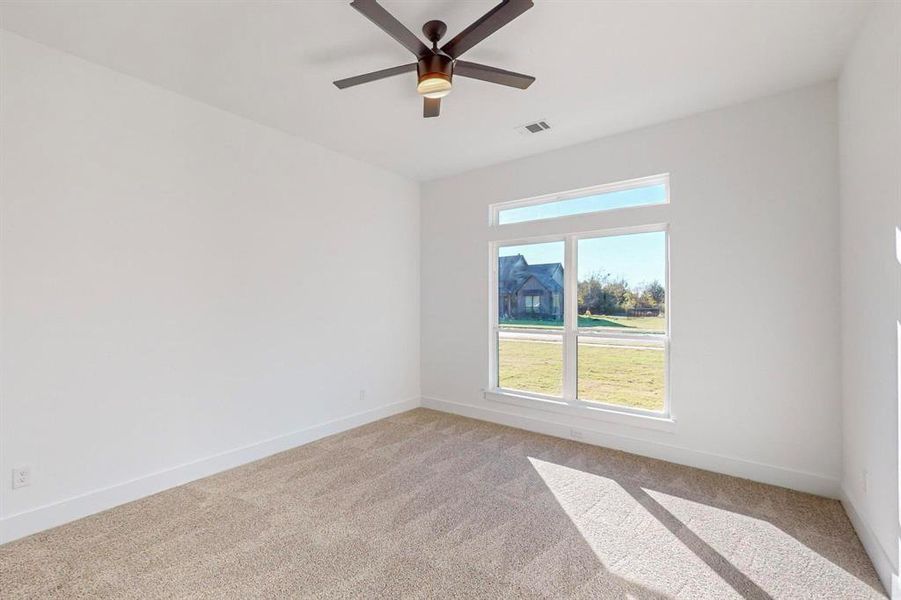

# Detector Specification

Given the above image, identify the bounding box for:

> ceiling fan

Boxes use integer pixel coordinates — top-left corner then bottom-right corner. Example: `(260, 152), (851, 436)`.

(333, 0), (535, 118)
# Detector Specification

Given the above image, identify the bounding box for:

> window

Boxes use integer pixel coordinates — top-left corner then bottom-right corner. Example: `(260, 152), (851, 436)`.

(493, 175), (667, 226)
(577, 232), (666, 411)
(489, 177), (670, 420)
(497, 241), (564, 396)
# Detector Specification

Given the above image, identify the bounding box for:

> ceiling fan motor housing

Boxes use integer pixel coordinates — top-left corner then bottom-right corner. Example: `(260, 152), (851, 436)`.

(418, 53), (453, 86)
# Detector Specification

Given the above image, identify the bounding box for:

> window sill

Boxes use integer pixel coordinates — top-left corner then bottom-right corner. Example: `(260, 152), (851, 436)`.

(483, 389), (677, 433)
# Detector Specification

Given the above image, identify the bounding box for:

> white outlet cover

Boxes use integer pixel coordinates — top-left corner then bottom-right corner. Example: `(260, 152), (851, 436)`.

(12, 466), (31, 489)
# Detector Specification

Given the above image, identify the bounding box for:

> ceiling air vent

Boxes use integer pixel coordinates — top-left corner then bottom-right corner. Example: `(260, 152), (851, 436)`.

(516, 120), (551, 135)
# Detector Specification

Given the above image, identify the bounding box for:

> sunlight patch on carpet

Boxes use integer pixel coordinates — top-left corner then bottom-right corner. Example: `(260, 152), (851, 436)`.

(528, 456), (885, 599)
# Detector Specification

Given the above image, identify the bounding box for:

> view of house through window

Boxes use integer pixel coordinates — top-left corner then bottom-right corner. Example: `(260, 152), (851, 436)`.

(497, 241), (564, 396)
(491, 179), (669, 415)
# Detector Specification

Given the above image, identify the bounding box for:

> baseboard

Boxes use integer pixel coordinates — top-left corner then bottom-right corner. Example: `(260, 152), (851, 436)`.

(840, 487), (899, 597)
(422, 396), (840, 498)
(0, 397), (420, 545)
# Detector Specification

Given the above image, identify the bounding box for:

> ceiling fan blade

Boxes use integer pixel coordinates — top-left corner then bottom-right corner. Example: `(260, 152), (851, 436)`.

(333, 63), (417, 89)
(440, 0), (533, 59)
(350, 0), (432, 59)
(423, 97), (441, 118)
(454, 60), (535, 89)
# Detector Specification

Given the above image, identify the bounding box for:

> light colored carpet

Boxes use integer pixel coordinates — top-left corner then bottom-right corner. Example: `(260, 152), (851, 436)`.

(0, 408), (885, 599)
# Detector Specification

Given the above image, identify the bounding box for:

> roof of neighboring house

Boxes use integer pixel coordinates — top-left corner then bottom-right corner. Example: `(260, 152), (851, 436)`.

(498, 255), (563, 294)
(525, 263), (563, 293)
(498, 255), (526, 291)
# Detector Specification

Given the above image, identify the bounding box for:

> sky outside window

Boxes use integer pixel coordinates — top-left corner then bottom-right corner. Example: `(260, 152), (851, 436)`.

(497, 183), (665, 225)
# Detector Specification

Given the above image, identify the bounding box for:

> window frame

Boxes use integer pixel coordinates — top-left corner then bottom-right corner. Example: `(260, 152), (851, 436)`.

(488, 222), (673, 428)
(490, 173), (669, 227)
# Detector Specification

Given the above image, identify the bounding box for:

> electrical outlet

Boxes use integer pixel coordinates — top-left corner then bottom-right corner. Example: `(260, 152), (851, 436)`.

(12, 466), (31, 489)
(861, 468), (868, 495)
(569, 428), (584, 441)
(359, 389), (365, 402)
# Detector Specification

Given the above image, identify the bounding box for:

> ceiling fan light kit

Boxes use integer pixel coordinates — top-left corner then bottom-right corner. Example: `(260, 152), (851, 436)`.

(417, 53), (453, 99)
(333, 0), (536, 118)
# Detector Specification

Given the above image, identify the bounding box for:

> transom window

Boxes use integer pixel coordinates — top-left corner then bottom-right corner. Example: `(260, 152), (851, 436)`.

(489, 177), (670, 418)
(492, 174), (668, 226)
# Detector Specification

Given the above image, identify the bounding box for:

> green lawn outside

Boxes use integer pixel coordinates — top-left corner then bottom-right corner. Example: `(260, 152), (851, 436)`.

(498, 338), (564, 397)
(498, 339), (664, 411)
(577, 343), (664, 411)
(500, 314), (665, 333)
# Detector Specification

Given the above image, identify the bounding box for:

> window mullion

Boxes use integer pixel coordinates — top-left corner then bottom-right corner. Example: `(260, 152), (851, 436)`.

(562, 235), (578, 403)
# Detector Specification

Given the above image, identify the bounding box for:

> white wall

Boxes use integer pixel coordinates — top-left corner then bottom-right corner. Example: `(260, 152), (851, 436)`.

(421, 83), (842, 496)
(838, 2), (901, 594)
(0, 31), (420, 542)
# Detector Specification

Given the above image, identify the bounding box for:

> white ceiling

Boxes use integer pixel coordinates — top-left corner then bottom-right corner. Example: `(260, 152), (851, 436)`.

(0, 1), (873, 181)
